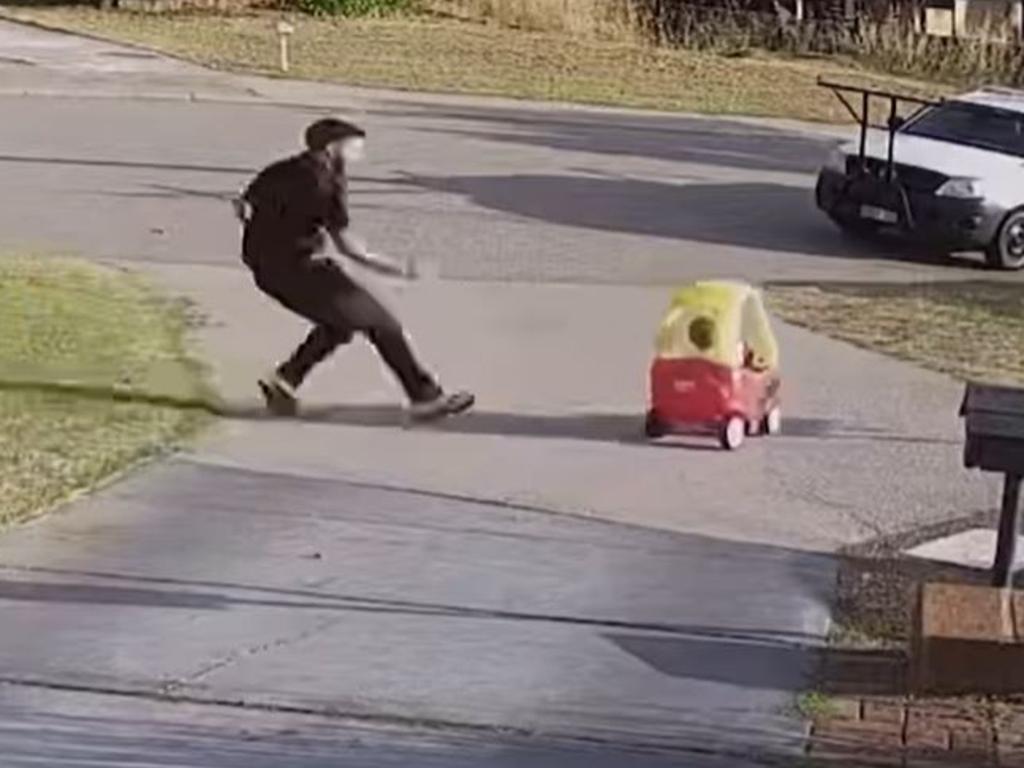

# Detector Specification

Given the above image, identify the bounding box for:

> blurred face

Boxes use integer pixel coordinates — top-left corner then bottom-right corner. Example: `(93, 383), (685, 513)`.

(329, 136), (365, 163)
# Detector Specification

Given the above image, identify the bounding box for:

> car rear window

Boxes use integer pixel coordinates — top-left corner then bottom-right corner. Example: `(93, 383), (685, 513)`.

(903, 101), (1024, 158)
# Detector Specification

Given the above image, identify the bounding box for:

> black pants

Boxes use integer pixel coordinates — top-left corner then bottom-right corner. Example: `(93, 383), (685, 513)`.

(251, 255), (441, 404)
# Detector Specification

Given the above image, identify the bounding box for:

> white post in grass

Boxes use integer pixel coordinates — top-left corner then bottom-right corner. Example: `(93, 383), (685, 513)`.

(277, 20), (295, 73)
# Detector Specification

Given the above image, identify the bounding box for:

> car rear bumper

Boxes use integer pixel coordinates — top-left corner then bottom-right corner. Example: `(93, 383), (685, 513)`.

(815, 168), (1006, 250)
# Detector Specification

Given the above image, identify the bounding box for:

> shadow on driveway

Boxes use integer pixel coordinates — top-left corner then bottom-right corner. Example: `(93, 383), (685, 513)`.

(395, 172), (947, 264)
(608, 630), (906, 698)
(379, 104), (837, 175)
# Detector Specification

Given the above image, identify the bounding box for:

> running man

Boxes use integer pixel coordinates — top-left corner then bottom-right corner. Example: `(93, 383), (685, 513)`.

(232, 117), (474, 421)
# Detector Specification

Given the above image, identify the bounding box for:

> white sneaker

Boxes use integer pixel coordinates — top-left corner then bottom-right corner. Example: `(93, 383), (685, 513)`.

(408, 390), (475, 422)
(257, 372), (299, 417)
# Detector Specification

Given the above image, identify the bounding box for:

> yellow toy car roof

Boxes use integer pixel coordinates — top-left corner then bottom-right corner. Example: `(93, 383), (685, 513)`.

(655, 280), (779, 369)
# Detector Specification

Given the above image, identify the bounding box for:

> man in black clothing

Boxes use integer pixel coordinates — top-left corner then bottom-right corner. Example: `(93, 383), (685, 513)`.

(233, 117), (473, 421)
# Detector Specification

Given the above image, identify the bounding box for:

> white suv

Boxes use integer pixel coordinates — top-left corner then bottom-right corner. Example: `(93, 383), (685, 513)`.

(815, 86), (1024, 270)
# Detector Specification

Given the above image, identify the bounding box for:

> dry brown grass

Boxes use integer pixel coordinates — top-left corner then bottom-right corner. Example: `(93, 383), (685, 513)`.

(766, 281), (1024, 388)
(858, 18), (1024, 85)
(428, 0), (642, 40)
(440, 0), (1024, 90)
(1, 6), (954, 122)
(766, 282), (1023, 653)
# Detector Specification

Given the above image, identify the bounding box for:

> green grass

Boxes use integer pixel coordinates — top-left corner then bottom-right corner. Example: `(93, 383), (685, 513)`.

(0, 7), (953, 123)
(765, 281), (1024, 388)
(795, 691), (840, 720)
(0, 252), (212, 526)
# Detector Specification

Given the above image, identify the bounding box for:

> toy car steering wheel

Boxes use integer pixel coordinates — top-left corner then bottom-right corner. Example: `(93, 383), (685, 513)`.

(743, 347), (767, 372)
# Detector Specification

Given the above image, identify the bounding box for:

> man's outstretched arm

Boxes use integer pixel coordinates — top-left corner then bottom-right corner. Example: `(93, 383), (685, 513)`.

(329, 229), (417, 279)
(323, 172), (417, 279)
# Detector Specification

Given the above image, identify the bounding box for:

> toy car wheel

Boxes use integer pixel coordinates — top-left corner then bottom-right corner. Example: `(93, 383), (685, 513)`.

(719, 416), (746, 451)
(762, 406), (782, 436)
(644, 410), (667, 439)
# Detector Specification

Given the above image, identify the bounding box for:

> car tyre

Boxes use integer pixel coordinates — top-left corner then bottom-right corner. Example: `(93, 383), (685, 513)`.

(720, 416), (746, 451)
(986, 208), (1024, 270)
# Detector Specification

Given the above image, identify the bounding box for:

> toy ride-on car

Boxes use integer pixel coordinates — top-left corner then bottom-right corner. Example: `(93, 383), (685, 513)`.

(644, 280), (781, 451)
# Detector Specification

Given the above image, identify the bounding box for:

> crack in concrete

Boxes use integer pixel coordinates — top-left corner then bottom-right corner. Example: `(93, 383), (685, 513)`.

(167, 614), (349, 690)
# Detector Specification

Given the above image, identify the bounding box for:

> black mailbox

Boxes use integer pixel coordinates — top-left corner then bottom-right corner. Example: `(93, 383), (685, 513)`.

(960, 382), (1024, 587)
(962, 383), (1024, 474)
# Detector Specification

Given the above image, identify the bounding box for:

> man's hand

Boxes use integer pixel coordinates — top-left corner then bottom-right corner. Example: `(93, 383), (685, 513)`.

(366, 252), (419, 281)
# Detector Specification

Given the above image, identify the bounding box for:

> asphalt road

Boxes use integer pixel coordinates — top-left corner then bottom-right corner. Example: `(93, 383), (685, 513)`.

(3, 92), (1022, 286)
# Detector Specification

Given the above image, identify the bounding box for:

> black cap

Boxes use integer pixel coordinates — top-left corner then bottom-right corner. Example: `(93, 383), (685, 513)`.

(304, 117), (366, 151)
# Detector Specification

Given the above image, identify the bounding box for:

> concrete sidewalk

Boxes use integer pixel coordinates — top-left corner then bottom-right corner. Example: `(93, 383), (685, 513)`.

(0, 16), (258, 101)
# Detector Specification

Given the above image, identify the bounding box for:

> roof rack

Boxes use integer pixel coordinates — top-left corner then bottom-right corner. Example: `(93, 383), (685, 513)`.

(818, 78), (941, 180)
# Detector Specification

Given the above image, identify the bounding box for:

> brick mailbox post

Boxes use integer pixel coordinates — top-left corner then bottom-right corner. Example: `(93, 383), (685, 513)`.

(910, 383), (1024, 695)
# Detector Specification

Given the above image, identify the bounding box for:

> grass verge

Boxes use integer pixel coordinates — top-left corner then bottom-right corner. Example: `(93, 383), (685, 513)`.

(765, 281), (1024, 390)
(0, 252), (212, 527)
(766, 281), (1020, 715)
(766, 279), (1021, 644)
(0, 7), (952, 123)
